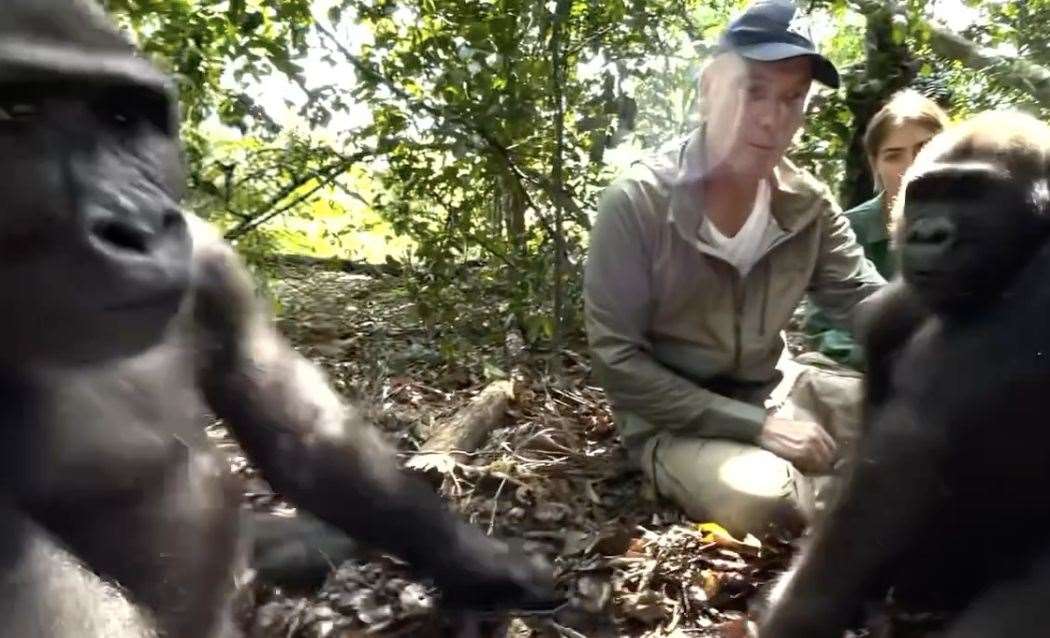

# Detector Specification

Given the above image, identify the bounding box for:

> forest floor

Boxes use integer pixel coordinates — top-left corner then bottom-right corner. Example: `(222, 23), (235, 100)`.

(222, 264), (918, 638)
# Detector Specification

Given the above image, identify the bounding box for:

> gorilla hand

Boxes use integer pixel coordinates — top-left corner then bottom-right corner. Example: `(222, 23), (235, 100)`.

(433, 527), (559, 612)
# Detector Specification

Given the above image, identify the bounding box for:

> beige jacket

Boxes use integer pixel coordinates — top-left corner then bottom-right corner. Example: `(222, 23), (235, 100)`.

(584, 128), (885, 461)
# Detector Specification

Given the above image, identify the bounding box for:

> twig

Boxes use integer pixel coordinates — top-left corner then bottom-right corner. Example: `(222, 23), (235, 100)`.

(487, 476), (508, 536)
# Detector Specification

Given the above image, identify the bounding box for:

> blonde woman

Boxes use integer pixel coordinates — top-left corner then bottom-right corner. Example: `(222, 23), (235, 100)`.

(806, 90), (950, 366)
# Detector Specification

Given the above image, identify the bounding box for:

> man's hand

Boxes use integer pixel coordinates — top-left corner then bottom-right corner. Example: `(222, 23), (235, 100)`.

(757, 417), (837, 474)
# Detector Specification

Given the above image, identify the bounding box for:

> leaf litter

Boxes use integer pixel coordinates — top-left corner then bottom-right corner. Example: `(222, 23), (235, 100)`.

(218, 263), (935, 637)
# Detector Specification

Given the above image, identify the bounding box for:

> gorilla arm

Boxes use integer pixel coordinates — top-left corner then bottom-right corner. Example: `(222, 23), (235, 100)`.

(187, 217), (549, 609)
(758, 284), (938, 637)
(757, 397), (947, 638)
(855, 279), (930, 418)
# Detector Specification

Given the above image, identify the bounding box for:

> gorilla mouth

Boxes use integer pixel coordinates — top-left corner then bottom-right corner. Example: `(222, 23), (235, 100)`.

(904, 269), (959, 305)
(907, 270), (938, 283)
(904, 269), (941, 287)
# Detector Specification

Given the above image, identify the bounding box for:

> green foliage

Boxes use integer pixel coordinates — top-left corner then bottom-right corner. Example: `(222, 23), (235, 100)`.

(319, 0), (715, 351)
(102, 0), (368, 269)
(104, 0), (1050, 357)
(102, 0), (315, 130)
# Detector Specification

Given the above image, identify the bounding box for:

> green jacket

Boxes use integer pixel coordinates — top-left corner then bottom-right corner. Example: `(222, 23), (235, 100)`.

(802, 194), (895, 368)
(584, 128), (885, 463)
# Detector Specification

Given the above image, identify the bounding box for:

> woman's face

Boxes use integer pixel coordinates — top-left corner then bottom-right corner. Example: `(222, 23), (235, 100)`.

(874, 121), (940, 204)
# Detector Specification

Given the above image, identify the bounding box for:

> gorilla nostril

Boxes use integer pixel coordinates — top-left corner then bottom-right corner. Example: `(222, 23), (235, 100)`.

(908, 218), (956, 247)
(92, 219), (150, 255)
(920, 228), (950, 244)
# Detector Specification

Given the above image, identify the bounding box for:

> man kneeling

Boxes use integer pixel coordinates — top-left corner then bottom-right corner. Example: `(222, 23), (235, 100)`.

(584, 0), (883, 536)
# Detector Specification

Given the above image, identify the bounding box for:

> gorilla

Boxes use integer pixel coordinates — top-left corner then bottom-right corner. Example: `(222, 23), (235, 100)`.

(758, 110), (1050, 637)
(0, 1), (552, 636)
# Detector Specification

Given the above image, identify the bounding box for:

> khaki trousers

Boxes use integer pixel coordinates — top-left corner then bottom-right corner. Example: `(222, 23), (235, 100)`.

(639, 353), (864, 537)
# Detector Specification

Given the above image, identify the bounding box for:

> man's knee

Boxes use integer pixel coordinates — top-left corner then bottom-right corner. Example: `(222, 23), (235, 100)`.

(642, 435), (809, 536)
(782, 358), (865, 449)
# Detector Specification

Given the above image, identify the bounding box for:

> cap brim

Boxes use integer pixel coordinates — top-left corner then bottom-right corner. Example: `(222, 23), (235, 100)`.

(733, 42), (840, 89)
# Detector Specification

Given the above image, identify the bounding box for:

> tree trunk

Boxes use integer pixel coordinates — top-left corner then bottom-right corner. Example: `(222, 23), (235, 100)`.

(501, 168), (527, 254)
(263, 253), (402, 276)
(841, 0), (916, 209)
(547, 0), (572, 375)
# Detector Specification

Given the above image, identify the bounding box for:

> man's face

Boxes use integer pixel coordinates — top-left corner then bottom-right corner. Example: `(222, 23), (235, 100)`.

(704, 55), (813, 180)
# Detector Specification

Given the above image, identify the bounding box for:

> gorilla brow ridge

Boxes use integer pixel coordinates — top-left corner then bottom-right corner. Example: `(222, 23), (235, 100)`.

(1, 0), (128, 52)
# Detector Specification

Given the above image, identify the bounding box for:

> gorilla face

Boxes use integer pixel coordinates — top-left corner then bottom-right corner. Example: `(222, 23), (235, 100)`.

(899, 164), (1050, 313)
(757, 111), (1050, 638)
(0, 75), (191, 365)
(897, 124), (1050, 315)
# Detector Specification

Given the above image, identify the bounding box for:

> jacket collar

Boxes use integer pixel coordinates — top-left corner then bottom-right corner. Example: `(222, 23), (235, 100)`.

(847, 193), (890, 246)
(664, 126), (826, 245)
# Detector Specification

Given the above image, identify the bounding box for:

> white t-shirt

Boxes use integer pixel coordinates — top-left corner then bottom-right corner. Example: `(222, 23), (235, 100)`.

(698, 179), (774, 277)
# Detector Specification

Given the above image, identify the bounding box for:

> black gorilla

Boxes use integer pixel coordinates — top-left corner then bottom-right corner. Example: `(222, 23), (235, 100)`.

(759, 111), (1050, 637)
(0, 2), (552, 636)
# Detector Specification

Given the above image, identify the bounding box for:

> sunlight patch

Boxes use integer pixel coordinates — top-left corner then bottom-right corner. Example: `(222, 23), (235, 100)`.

(717, 449), (792, 498)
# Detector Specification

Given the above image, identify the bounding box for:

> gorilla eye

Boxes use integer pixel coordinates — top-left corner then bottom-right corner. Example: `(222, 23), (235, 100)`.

(106, 107), (135, 128)
(93, 97), (140, 130)
(0, 102), (40, 123)
(94, 85), (171, 135)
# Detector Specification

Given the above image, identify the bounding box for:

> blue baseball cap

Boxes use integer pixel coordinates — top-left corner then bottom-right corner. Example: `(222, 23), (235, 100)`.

(716, 0), (840, 89)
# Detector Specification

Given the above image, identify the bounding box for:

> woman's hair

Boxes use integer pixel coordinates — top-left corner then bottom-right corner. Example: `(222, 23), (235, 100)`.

(864, 90), (950, 189)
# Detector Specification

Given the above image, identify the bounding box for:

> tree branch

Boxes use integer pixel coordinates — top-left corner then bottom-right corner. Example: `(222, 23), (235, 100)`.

(851, 0), (1050, 108)
(926, 27), (1050, 107)
(224, 149), (373, 240)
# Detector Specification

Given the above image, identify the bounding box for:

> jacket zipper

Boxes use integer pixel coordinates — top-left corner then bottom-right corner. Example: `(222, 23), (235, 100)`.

(732, 267), (743, 373)
(702, 229), (791, 374)
(759, 258), (771, 337)
(752, 230), (791, 338)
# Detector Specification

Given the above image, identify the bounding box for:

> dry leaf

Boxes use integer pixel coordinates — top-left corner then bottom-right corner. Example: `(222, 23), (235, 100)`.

(697, 522), (763, 556)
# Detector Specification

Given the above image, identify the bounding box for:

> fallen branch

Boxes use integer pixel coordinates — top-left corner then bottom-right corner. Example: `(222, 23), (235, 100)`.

(263, 253), (403, 277)
(405, 380), (515, 475)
